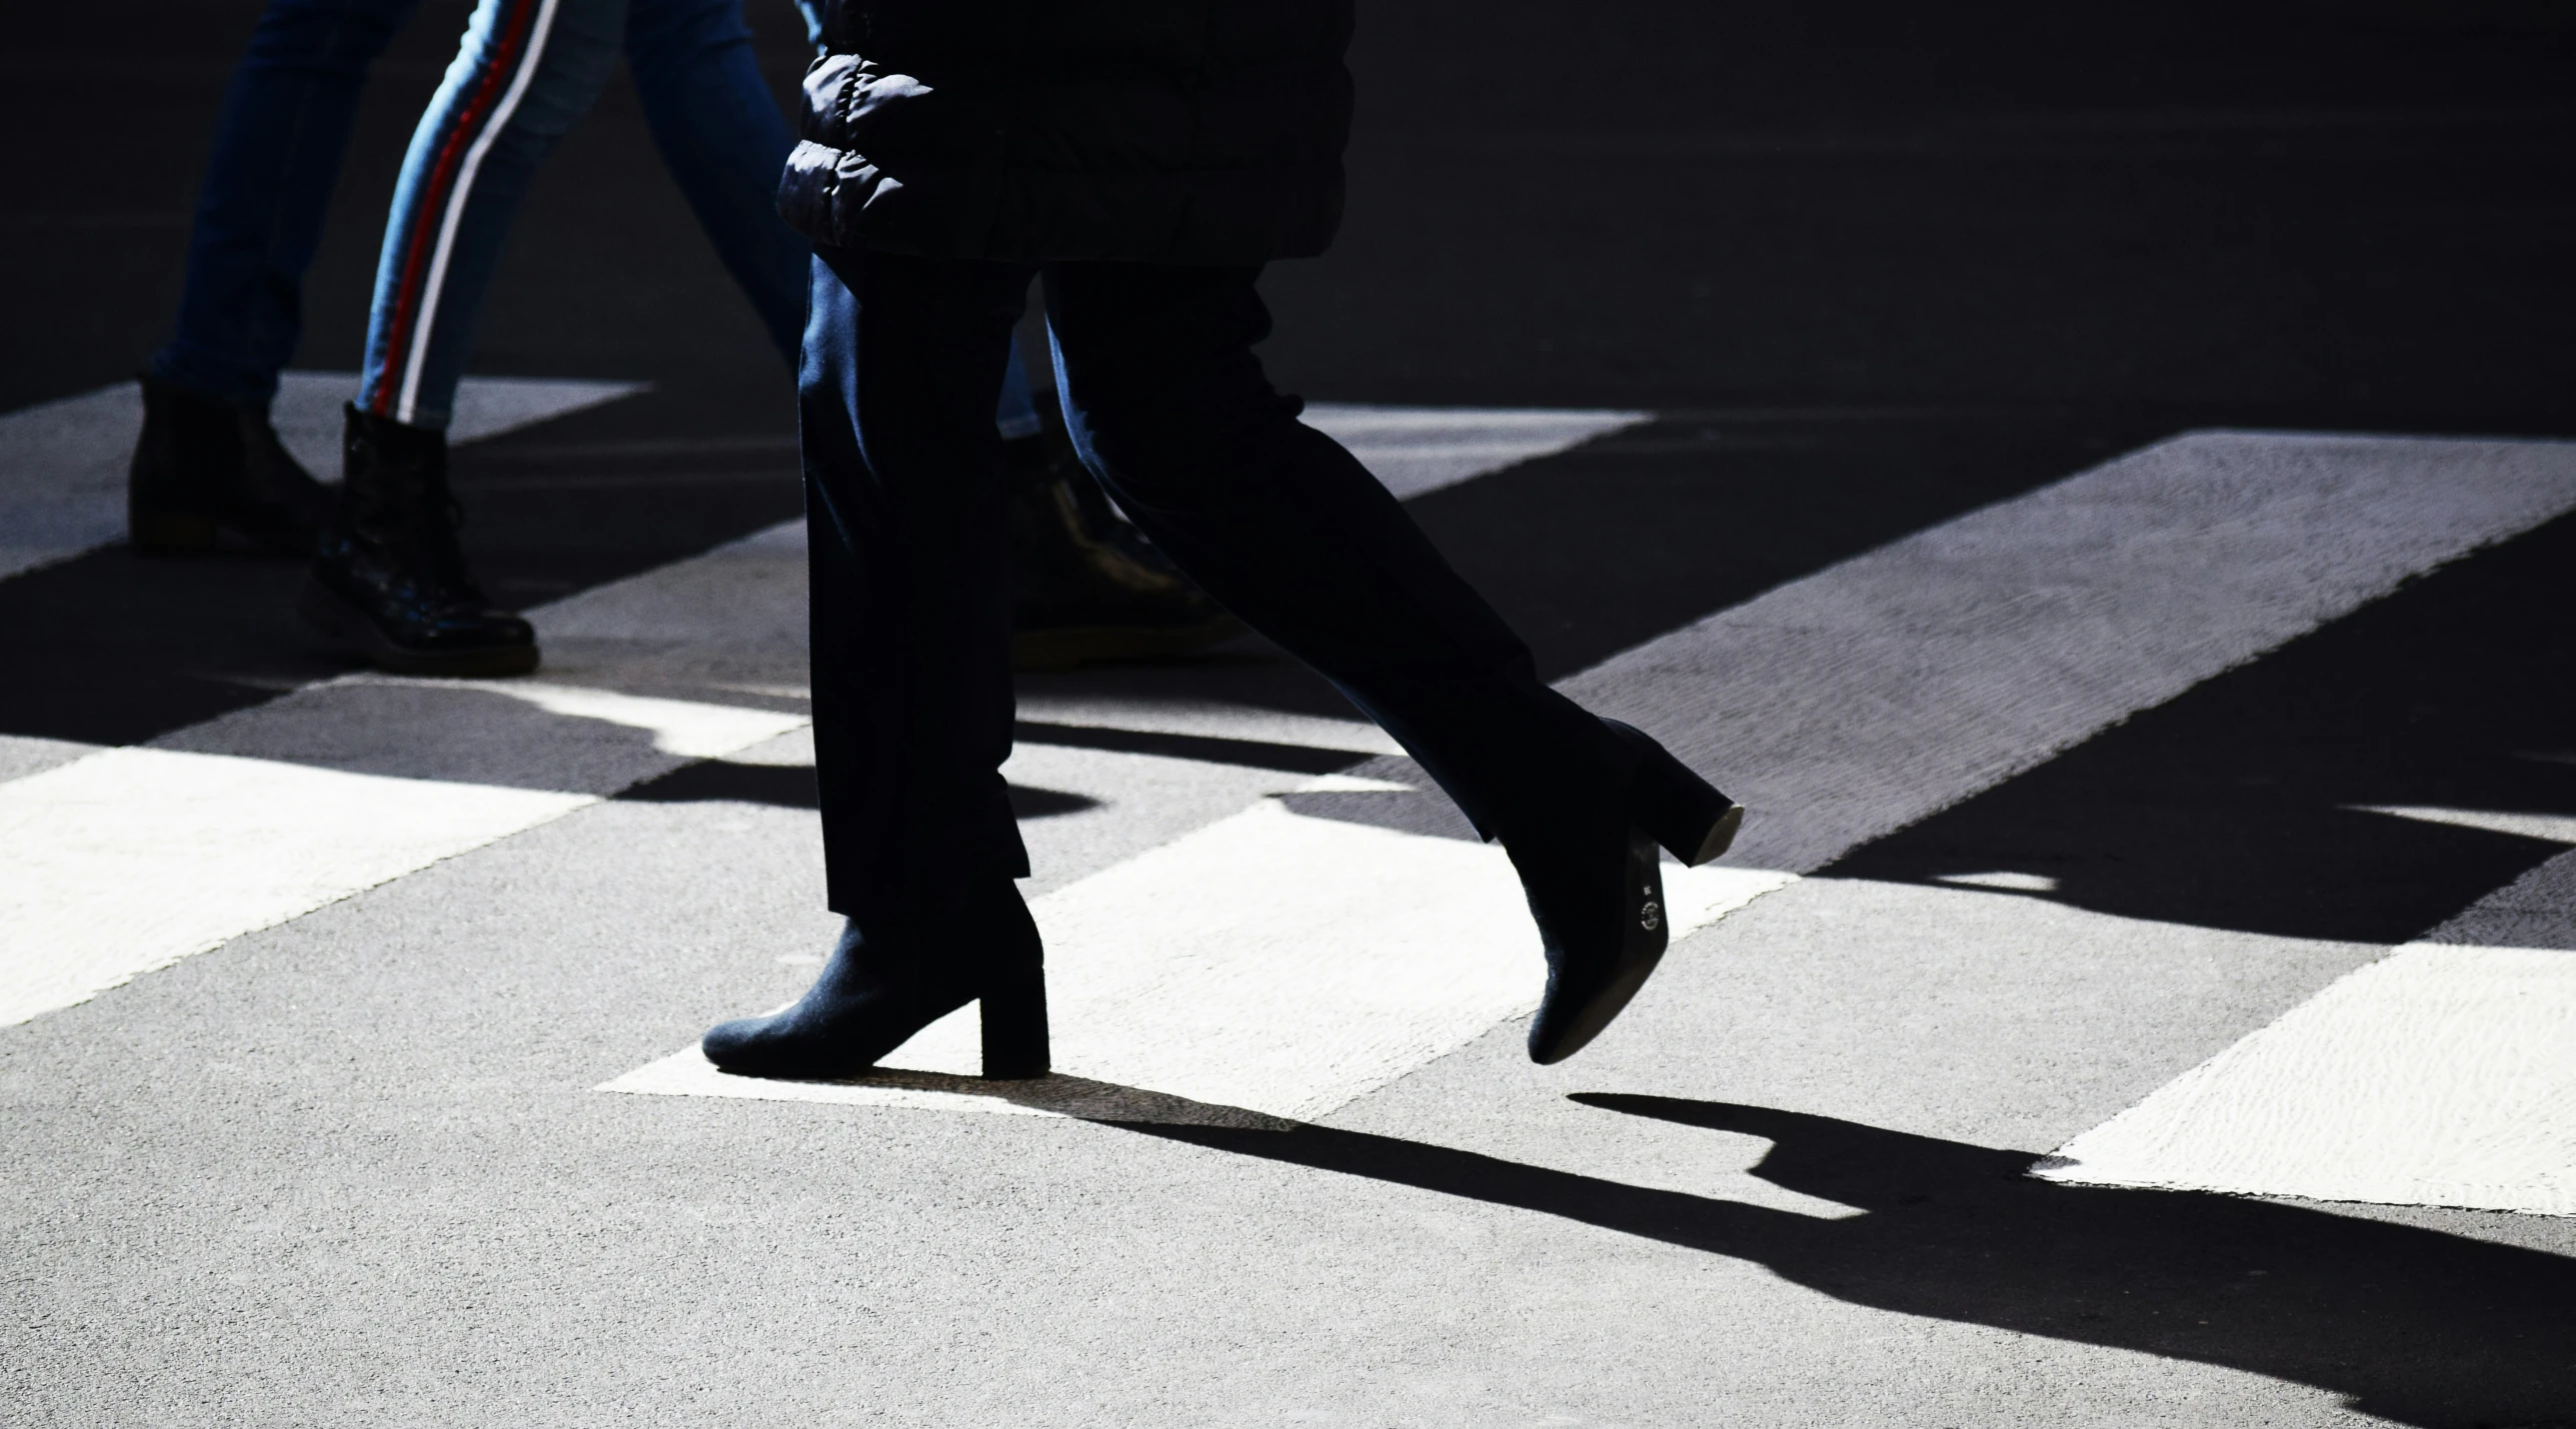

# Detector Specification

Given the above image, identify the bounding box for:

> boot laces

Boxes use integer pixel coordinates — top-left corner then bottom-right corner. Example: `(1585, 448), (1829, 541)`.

(355, 457), (481, 601)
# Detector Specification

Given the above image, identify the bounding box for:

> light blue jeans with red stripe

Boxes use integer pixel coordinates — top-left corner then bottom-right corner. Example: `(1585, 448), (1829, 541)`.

(354, 0), (1046, 437)
(356, 0), (816, 428)
(156, 0), (1045, 432)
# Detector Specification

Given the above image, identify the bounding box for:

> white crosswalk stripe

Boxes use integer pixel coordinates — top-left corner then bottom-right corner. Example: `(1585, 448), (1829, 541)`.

(1295, 404), (1648, 500)
(2035, 848), (2576, 1215)
(0, 678), (808, 1027)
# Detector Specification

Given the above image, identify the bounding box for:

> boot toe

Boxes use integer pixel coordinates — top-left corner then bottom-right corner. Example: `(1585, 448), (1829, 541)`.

(700, 1010), (861, 1081)
(700, 1013), (789, 1074)
(1526, 942), (1664, 1065)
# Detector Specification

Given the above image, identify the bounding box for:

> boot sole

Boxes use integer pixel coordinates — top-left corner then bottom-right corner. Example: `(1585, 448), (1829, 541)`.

(129, 508), (222, 555)
(297, 578), (541, 678)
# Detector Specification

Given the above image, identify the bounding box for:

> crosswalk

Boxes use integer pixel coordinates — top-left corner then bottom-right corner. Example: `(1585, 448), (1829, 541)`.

(3, 382), (2572, 1220)
(0, 389), (1644, 1034)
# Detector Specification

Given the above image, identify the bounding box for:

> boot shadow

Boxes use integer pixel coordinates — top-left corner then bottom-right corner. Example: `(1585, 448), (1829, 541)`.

(1112, 1093), (2576, 1427)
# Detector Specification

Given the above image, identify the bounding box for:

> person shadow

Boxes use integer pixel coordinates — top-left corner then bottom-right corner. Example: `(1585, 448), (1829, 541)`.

(1110, 1093), (2576, 1426)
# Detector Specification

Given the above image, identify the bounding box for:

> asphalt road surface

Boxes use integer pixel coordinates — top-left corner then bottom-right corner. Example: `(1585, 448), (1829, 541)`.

(5, 2), (2575, 1425)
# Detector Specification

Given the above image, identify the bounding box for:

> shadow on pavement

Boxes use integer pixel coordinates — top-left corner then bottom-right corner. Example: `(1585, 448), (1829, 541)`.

(620, 757), (1097, 819)
(1826, 509), (2576, 946)
(1114, 1094), (2576, 1428)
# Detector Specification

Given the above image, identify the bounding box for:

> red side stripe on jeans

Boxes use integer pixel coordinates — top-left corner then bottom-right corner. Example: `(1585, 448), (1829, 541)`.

(363, 0), (546, 416)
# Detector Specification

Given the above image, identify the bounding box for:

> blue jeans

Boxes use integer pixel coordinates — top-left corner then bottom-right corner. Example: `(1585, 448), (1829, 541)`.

(151, 0), (426, 408)
(154, 0), (1043, 434)
(354, 0), (814, 428)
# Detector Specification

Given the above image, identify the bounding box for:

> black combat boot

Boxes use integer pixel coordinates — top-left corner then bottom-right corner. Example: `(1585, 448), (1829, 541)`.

(299, 404), (538, 677)
(127, 374), (333, 555)
(1004, 412), (1244, 672)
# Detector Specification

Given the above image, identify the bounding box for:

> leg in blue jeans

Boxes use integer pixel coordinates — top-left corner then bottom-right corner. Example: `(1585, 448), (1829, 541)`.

(152, 0), (425, 408)
(623, 0), (811, 364)
(355, 0), (627, 428)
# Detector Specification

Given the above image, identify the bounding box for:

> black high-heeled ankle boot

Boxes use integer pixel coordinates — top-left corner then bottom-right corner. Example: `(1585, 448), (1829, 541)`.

(1508, 796), (1671, 1066)
(701, 888), (1051, 1081)
(1512, 721), (1745, 1065)
(1003, 410), (1243, 672)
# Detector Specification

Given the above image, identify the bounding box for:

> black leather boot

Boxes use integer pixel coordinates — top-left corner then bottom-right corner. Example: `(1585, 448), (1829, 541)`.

(703, 884), (1051, 1081)
(1512, 721), (1744, 1064)
(1604, 717), (1745, 867)
(299, 404), (538, 677)
(1005, 413), (1244, 672)
(1508, 797), (1673, 1067)
(127, 375), (332, 555)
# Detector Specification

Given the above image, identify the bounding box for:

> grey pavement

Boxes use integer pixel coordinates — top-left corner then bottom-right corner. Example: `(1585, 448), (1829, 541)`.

(9, 2), (2576, 1422)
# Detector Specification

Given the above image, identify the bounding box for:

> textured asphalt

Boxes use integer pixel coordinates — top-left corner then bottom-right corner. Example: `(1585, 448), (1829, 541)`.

(6, 2), (2576, 1425)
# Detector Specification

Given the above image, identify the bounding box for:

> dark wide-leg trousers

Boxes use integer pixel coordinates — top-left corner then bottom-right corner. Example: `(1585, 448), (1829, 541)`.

(801, 247), (1623, 922)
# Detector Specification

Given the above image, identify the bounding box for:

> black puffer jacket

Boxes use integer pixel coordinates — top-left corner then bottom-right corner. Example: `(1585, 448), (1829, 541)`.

(777, 0), (1354, 265)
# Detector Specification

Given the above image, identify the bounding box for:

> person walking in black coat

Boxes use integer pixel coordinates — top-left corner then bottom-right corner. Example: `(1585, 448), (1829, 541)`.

(701, 0), (1746, 1079)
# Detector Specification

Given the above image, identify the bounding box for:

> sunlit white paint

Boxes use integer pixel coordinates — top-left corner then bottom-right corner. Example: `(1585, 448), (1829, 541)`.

(1300, 403), (1649, 500)
(2354, 804), (2576, 846)
(610, 429), (2576, 1129)
(1935, 870), (2060, 892)
(1293, 771), (1418, 793)
(0, 680), (806, 1028)
(2036, 848), (2576, 1216)
(0, 748), (587, 1026)
(2033, 942), (2576, 1215)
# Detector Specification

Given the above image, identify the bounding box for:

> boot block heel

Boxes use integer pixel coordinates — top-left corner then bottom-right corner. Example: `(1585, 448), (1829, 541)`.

(979, 956), (1051, 1080)
(1604, 718), (1745, 866)
(129, 507), (220, 554)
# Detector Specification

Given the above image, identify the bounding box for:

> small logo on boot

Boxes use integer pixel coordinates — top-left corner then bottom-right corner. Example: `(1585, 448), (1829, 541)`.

(1638, 897), (1662, 932)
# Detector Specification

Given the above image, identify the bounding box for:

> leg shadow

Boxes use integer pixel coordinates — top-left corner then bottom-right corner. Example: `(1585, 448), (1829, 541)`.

(1115, 1095), (2575, 1426)
(620, 757), (1098, 818)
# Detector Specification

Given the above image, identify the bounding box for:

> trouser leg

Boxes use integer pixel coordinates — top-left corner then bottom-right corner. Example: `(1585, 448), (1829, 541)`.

(1041, 262), (1620, 836)
(623, 0), (810, 365)
(154, 0), (423, 408)
(802, 248), (1035, 920)
(355, 0), (625, 429)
